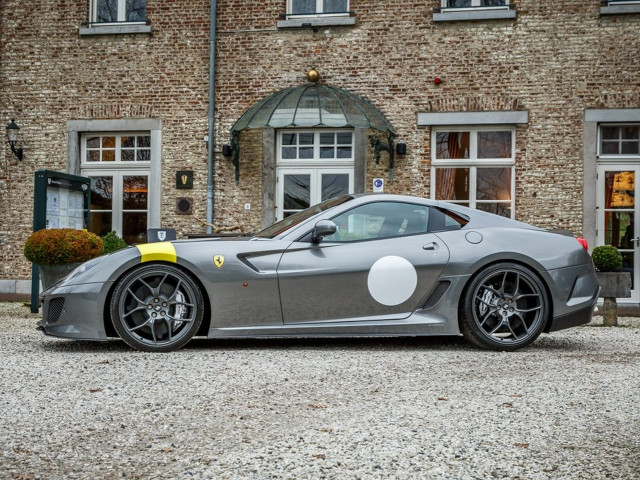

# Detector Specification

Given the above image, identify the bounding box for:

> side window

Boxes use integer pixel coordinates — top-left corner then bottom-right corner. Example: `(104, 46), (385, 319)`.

(428, 207), (469, 232)
(324, 202), (430, 242)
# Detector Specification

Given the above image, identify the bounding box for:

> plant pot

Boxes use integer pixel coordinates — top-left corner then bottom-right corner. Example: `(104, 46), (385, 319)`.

(595, 271), (631, 298)
(38, 262), (83, 290)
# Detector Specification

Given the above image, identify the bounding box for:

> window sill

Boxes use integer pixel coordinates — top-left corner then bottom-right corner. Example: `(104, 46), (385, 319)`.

(600, 4), (640, 15)
(79, 23), (152, 36)
(433, 8), (516, 22)
(277, 16), (356, 29)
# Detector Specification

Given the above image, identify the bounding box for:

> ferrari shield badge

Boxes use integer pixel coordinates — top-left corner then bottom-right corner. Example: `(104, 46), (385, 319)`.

(213, 255), (225, 268)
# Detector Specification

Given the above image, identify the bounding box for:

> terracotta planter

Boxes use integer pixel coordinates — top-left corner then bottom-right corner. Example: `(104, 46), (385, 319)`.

(38, 262), (83, 290)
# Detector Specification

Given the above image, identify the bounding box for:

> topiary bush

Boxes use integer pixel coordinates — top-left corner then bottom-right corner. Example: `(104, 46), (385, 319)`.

(24, 228), (104, 265)
(102, 231), (128, 255)
(591, 245), (623, 272)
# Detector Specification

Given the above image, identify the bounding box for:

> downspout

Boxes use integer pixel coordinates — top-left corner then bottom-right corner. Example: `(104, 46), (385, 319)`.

(206, 0), (218, 234)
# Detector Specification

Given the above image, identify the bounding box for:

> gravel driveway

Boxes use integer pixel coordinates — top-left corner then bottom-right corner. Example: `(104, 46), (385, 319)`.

(1, 301), (639, 480)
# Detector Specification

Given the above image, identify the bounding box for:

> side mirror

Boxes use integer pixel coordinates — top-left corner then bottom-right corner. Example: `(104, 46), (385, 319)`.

(311, 219), (337, 243)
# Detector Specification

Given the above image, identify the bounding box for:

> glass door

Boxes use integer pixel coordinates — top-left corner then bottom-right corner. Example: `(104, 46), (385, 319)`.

(597, 165), (639, 302)
(276, 168), (352, 220)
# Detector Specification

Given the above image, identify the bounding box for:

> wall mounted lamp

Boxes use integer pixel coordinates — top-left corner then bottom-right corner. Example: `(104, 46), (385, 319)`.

(222, 144), (232, 156)
(5, 119), (23, 161)
(396, 143), (407, 155)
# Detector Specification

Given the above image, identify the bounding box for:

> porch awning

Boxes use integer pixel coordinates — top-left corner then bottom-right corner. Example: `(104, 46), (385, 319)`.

(231, 84), (396, 134)
(229, 84), (396, 182)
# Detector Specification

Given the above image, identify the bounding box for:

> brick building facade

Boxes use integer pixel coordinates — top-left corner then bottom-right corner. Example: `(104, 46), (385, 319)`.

(1, 1), (639, 298)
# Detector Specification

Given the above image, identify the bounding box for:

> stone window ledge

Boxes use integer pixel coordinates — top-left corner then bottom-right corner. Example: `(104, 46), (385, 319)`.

(433, 8), (516, 22)
(277, 17), (356, 29)
(600, 3), (640, 15)
(79, 23), (152, 36)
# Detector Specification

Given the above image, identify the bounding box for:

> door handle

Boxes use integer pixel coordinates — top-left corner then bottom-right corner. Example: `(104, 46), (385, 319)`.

(423, 242), (439, 251)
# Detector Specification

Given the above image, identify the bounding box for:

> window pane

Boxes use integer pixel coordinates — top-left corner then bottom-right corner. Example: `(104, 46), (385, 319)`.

(448, 0), (472, 7)
(320, 147), (335, 159)
(121, 150), (135, 162)
(435, 132), (470, 159)
(87, 151), (100, 162)
(478, 131), (512, 159)
(604, 211), (634, 249)
(320, 133), (334, 145)
(282, 147), (296, 159)
(337, 146), (352, 158)
(299, 147), (313, 159)
(336, 132), (352, 144)
(477, 203), (511, 218)
(601, 142), (619, 155)
(126, 0), (146, 22)
(86, 137), (100, 148)
(97, 0), (118, 22)
(601, 127), (619, 140)
(321, 173), (349, 201)
(622, 126), (639, 140)
(90, 176), (113, 209)
(90, 212), (113, 237)
(324, 0), (347, 13)
(299, 133), (314, 145)
(122, 136), (135, 148)
(481, 0), (507, 5)
(137, 135), (150, 147)
(435, 168), (469, 200)
(292, 0), (316, 14)
(137, 150), (151, 161)
(477, 168), (511, 201)
(122, 212), (147, 244)
(123, 176), (148, 210)
(284, 174), (311, 210)
(282, 133), (296, 145)
(102, 137), (115, 148)
(102, 150), (115, 162)
(608, 171), (635, 209)
(622, 142), (639, 155)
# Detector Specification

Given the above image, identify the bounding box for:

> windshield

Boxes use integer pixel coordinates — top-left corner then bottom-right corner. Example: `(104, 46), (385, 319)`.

(255, 195), (353, 239)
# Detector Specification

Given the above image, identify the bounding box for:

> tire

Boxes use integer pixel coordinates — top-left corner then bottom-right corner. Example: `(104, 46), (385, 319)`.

(110, 264), (204, 352)
(459, 262), (549, 351)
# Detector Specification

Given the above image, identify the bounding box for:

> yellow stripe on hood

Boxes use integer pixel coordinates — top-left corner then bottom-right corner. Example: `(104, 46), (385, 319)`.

(136, 242), (177, 263)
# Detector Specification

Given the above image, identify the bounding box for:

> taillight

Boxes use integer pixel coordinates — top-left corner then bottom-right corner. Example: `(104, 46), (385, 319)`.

(577, 237), (588, 250)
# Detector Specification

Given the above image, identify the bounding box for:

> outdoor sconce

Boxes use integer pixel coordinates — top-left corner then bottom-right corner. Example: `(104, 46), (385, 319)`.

(222, 144), (232, 156)
(5, 119), (23, 161)
(396, 143), (407, 155)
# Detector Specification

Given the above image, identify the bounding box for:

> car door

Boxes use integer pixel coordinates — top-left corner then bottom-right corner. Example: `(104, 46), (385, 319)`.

(277, 201), (451, 324)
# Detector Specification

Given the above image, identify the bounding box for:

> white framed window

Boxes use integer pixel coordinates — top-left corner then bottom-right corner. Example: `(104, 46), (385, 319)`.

(430, 127), (515, 218)
(276, 129), (354, 220)
(598, 124), (640, 158)
(81, 132), (152, 244)
(287, 0), (349, 17)
(90, 0), (146, 24)
(442, 0), (509, 9)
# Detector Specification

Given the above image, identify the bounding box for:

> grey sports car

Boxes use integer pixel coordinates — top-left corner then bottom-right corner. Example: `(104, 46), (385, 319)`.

(38, 194), (599, 352)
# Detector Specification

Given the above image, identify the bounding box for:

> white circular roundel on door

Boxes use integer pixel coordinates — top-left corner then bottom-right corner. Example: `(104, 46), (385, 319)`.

(367, 256), (418, 306)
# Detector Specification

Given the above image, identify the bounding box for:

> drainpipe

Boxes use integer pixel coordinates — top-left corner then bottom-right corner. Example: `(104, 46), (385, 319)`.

(206, 0), (218, 234)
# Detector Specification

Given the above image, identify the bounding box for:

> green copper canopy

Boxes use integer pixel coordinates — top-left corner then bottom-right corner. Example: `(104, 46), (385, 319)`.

(231, 84), (396, 134)
(229, 84), (396, 183)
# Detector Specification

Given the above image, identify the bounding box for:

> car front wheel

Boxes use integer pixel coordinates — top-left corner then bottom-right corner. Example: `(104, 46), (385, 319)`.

(460, 263), (549, 351)
(110, 264), (204, 352)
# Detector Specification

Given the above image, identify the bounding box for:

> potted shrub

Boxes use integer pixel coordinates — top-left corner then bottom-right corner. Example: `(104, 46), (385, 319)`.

(592, 245), (630, 326)
(24, 228), (104, 289)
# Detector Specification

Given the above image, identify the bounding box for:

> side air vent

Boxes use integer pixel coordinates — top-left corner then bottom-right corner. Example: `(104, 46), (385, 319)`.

(47, 297), (65, 324)
(421, 281), (451, 310)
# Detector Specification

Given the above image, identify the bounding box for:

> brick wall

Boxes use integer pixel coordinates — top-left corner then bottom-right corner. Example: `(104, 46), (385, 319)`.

(1, 0), (639, 281)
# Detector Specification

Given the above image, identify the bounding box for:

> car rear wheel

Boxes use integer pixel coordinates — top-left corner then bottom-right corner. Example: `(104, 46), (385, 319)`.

(110, 264), (204, 352)
(460, 263), (549, 351)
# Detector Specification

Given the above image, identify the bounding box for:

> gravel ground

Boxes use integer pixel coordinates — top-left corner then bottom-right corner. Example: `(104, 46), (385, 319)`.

(0, 302), (639, 480)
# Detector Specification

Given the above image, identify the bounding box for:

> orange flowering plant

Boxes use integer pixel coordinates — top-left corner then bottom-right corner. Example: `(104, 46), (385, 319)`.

(24, 228), (104, 265)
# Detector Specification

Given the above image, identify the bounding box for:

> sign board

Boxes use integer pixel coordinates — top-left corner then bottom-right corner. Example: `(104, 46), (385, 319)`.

(147, 228), (177, 243)
(373, 178), (384, 193)
(31, 170), (92, 312)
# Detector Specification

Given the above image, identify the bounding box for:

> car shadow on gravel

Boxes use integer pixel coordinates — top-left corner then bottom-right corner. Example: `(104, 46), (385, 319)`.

(38, 333), (590, 354)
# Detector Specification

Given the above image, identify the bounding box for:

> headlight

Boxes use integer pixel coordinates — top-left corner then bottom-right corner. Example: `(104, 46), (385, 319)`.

(59, 257), (103, 285)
